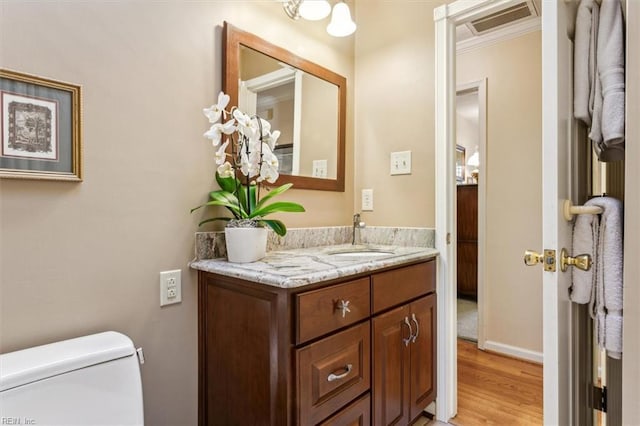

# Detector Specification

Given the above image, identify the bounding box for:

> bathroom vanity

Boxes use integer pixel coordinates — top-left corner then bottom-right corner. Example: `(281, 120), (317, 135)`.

(192, 243), (438, 425)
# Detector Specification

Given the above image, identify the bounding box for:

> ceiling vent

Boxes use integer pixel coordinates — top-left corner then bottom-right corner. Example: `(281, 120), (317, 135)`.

(465, 1), (539, 35)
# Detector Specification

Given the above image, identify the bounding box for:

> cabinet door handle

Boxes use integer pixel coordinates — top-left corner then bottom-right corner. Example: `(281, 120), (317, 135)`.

(327, 364), (353, 382)
(336, 299), (351, 318)
(411, 313), (419, 343)
(403, 316), (414, 347)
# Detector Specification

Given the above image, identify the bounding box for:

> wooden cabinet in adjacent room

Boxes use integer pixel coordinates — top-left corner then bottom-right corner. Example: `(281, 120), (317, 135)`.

(457, 184), (478, 300)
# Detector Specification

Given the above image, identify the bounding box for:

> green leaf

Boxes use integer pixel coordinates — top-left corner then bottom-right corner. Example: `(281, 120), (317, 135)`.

(250, 201), (305, 218)
(190, 204), (205, 214)
(197, 217), (232, 227)
(256, 183), (293, 209)
(208, 190), (249, 217)
(261, 219), (287, 236)
(215, 173), (239, 193)
(203, 199), (243, 218)
(236, 183), (256, 215)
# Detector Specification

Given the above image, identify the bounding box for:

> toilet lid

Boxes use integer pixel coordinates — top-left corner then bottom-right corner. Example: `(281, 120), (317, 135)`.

(0, 331), (135, 392)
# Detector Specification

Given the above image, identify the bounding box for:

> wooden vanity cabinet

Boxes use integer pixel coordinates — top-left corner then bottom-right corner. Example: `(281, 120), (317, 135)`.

(371, 264), (437, 426)
(198, 259), (436, 426)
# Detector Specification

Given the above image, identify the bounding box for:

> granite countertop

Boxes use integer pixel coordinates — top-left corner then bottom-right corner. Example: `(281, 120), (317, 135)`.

(190, 244), (439, 289)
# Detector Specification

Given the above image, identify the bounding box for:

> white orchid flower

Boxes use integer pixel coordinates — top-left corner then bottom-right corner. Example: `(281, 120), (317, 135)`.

(203, 123), (225, 146)
(258, 144), (279, 184)
(258, 118), (271, 134)
(215, 141), (229, 166)
(203, 92), (230, 123)
(221, 119), (236, 134)
(216, 161), (234, 178)
(233, 109), (257, 140)
(240, 150), (254, 177)
(204, 119), (235, 146)
(264, 130), (280, 150)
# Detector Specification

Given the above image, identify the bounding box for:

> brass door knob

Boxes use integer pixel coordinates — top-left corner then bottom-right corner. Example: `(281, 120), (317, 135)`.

(560, 248), (592, 272)
(524, 250), (544, 266)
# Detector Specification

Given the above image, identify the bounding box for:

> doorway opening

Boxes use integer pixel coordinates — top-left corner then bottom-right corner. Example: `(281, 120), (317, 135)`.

(434, 0), (546, 423)
(454, 84), (484, 347)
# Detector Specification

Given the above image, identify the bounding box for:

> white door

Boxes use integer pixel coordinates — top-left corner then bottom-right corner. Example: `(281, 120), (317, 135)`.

(435, 0), (576, 423)
(541, 1), (573, 424)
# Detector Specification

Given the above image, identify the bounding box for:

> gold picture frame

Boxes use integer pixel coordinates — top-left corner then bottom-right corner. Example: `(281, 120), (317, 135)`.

(0, 69), (82, 181)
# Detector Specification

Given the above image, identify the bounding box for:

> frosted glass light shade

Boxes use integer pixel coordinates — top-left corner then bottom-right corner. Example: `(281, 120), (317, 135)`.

(299, 0), (331, 21)
(467, 151), (480, 167)
(327, 2), (356, 37)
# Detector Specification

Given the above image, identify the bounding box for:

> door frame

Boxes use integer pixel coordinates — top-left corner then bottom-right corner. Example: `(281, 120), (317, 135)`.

(456, 80), (487, 350)
(434, 0), (532, 422)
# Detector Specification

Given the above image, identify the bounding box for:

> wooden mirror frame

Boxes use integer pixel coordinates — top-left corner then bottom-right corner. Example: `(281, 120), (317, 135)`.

(223, 21), (346, 192)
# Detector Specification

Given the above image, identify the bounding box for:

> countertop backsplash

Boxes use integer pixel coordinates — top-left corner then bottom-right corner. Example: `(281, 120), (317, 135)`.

(194, 226), (435, 261)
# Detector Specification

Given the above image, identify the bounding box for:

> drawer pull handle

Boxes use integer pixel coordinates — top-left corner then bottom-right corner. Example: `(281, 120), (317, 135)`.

(327, 364), (353, 382)
(411, 313), (419, 343)
(403, 316), (414, 347)
(336, 299), (351, 318)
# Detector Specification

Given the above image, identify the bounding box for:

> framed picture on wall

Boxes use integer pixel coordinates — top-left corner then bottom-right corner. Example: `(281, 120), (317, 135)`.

(455, 145), (465, 183)
(0, 69), (82, 181)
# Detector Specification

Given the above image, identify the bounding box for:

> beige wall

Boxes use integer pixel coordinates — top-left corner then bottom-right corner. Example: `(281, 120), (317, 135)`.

(0, 2), (354, 425)
(354, 1), (435, 226)
(456, 91), (479, 170)
(458, 32), (543, 353)
(623, 0), (639, 423)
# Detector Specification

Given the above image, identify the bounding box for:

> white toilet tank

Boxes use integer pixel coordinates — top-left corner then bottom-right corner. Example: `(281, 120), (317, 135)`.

(0, 331), (144, 425)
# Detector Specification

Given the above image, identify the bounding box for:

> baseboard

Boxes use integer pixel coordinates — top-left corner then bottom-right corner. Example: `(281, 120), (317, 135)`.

(483, 340), (543, 364)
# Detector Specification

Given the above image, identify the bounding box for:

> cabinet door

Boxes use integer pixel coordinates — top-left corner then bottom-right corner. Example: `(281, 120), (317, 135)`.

(409, 295), (437, 420)
(372, 304), (411, 426)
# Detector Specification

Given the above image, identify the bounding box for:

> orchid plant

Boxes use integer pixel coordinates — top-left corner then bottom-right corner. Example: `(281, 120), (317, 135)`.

(191, 91), (305, 236)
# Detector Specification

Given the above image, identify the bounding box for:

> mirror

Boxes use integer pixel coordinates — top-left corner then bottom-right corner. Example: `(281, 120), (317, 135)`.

(223, 22), (346, 191)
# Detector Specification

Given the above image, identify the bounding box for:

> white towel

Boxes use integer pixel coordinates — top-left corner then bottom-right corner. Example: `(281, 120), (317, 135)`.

(574, 0), (625, 162)
(574, 0), (599, 127)
(591, 197), (624, 359)
(595, 0), (626, 162)
(569, 197), (624, 359)
(570, 208), (597, 304)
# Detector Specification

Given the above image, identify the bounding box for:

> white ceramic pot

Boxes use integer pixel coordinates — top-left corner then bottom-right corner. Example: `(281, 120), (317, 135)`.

(224, 227), (268, 263)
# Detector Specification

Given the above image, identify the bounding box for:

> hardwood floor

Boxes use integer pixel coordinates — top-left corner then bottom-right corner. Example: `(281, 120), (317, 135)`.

(451, 339), (543, 425)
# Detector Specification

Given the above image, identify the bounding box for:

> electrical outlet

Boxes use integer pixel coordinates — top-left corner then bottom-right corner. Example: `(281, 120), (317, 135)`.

(362, 188), (374, 211)
(160, 269), (182, 306)
(390, 151), (412, 175)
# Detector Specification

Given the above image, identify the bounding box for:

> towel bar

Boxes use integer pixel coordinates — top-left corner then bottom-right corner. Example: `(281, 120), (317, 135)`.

(563, 200), (604, 221)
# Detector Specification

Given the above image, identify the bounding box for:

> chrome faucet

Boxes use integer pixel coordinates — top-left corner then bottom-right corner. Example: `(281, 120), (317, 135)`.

(352, 213), (366, 245)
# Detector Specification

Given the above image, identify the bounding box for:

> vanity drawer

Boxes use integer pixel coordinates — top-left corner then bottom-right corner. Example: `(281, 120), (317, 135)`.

(296, 277), (370, 344)
(372, 261), (435, 313)
(296, 322), (371, 425)
(318, 393), (371, 426)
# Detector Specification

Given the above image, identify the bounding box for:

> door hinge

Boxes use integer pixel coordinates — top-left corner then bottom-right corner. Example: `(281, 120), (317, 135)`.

(592, 385), (607, 413)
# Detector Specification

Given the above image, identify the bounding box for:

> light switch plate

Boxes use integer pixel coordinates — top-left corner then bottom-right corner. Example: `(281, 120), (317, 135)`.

(390, 151), (412, 175)
(312, 159), (328, 178)
(362, 188), (374, 211)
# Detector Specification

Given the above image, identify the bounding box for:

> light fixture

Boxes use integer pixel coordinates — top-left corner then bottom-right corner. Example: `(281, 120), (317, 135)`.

(282, 0), (356, 37)
(466, 148), (480, 182)
(327, 1), (356, 37)
(282, 0), (302, 20)
(299, 0), (331, 21)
